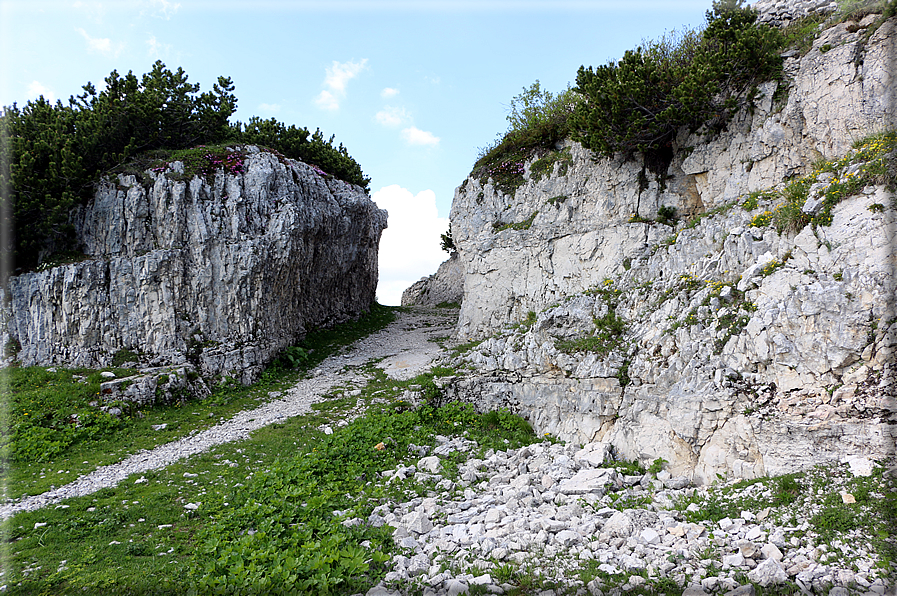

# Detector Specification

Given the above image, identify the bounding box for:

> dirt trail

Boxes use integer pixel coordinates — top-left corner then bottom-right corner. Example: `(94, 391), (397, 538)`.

(0, 307), (458, 519)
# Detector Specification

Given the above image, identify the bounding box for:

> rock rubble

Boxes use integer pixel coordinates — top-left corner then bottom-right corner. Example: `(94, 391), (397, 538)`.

(361, 438), (895, 596)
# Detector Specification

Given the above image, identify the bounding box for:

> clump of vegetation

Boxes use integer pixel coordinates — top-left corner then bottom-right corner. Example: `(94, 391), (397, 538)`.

(530, 146), (573, 183)
(190, 399), (538, 594)
(472, 81), (581, 194)
(750, 130), (897, 233)
(1, 367), (131, 464)
(556, 281), (628, 356)
(510, 310), (538, 333)
(1, 303), (395, 494)
(570, 0), (784, 177)
(493, 211), (538, 232)
(145, 144), (245, 182)
(235, 115), (369, 191)
(656, 205), (678, 226)
(661, 274), (756, 354)
(0, 61), (369, 271)
(741, 188), (777, 211)
(440, 229), (455, 253)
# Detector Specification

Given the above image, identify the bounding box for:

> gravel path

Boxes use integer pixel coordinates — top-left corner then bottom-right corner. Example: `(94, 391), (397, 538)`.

(0, 307), (458, 520)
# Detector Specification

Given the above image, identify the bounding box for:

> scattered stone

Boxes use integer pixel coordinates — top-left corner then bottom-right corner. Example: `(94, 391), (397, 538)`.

(602, 511), (633, 538)
(747, 558), (788, 587)
(418, 456), (441, 473)
(844, 456), (874, 477)
(760, 543), (783, 562)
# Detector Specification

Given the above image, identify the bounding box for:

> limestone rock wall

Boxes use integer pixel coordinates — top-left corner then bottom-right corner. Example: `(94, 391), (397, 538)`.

(443, 10), (897, 483)
(401, 252), (464, 307)
(3, 146), (387, 384)
(451, 16), (896, 339)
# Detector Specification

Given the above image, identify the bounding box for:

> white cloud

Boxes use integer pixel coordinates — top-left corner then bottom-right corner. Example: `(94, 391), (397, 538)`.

(146, 35), (172, 58)
(258, 103), (281, 113)
(375, 106), (409, 128)
(314, 59), (367, 111)
(324, 59), (367, 93)
(401, 126), (440, 147)
(26, 81), (55, 102)
(372, 185), (449, 306)
(381, 87), (399, 98)
(76, 27), (123, 56)
(147, 0), (180, 19)
(314, 90), (339, 111)
(72, 1), (105, 23)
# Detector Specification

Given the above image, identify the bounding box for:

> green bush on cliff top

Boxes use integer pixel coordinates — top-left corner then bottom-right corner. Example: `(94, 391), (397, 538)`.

(571, 0), (784, 175)
(0, 61), (369, 271)
(471, 1), (785, 191)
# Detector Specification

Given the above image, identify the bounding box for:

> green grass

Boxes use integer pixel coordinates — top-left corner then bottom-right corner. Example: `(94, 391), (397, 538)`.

(1, 303), (396, 501)
(1, 369), (540, 595)
(746, 130), (897, 233)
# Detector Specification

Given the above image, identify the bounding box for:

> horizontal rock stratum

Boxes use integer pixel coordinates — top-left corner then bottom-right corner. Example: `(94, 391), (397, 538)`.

(2, 146), (387, 384)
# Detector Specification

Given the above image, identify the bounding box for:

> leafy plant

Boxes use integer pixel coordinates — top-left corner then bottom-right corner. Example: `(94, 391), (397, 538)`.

(189, 400), (539, 594)
(0, 61), (237, 270)
(746, 131), (897, 233)
(656, 205), (678, 226)
(530, 146), (572, 183)
(555, 307), (627, 356)
(276, 346), (311, 370)
(235, 116), (369, 191)
(648, 457), (668, 475)
(571, 1), (783, 176)
(472, 81), (580, 194)
(440, 229), (456, 253)
(493, 211), (538, 232)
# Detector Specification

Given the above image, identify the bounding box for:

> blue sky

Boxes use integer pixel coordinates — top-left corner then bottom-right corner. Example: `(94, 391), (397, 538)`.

(1, 0), (711, 304)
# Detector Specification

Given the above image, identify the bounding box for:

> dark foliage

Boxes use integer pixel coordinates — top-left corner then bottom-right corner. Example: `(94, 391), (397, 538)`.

(570, 0), (783, 175)
(1, 61), (368, 271)
(235, 117), (370, 191)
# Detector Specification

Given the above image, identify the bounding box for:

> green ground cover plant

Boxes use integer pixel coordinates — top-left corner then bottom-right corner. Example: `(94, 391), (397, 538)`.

(1, 303), (395, 501)
(530, 147), (572, 183)
(556, 281), (628, 356)
(1, 364), (539, 595)
(493, 211), (538, 232)
(749, 130), (896, 233)
(471, 81), (580, 194)
(675, 461), (897, 572)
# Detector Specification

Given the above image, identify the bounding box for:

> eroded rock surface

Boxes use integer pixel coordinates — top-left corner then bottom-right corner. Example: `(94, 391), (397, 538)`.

(3, 147), (387, 385)
(401, 251), (464, 307)
(441, 10), (897, 483)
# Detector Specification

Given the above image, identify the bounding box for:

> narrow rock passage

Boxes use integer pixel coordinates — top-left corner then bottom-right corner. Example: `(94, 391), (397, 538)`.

(0, 307), (458, 520)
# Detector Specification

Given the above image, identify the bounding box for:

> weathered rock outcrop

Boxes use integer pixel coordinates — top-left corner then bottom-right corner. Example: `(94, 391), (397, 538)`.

(3, 146), (387, 387)
(401, 251), (464, 307)
(439, 8), (897, 483)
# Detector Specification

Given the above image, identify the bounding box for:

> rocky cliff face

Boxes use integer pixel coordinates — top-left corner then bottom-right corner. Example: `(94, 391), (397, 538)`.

(441, 9), (897, 483)
(401, 252), (464, 307)
(3, 146), (387, 388)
